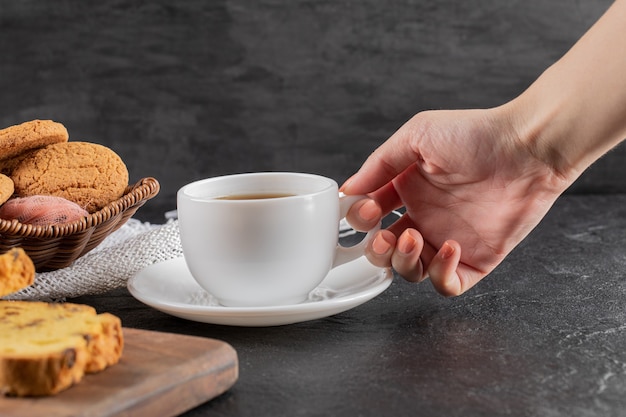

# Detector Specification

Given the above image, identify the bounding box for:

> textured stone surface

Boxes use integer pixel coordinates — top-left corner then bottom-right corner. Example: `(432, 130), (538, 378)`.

(71, 194), (626, 417)
(0, 1), (622, 222)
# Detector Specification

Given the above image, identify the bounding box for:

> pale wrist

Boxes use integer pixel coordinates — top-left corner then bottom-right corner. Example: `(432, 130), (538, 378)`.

(504, 0), (626, 186)
(503, 65), (583, 184)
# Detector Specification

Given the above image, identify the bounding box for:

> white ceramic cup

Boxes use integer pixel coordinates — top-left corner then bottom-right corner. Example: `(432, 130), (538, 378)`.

(177, 172), (380, 307)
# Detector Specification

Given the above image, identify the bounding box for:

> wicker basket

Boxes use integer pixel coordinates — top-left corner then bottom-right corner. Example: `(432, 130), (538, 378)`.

(0, 177), (160, 271)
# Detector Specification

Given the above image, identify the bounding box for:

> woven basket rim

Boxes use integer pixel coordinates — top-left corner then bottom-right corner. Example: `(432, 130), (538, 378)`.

(0, 177), (160, 239)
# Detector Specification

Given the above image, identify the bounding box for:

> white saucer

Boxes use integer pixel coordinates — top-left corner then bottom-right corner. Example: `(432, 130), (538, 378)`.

(127, 256), (392, 327)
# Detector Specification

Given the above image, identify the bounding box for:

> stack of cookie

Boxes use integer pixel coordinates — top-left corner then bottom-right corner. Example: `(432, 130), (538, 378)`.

(0, 121), (129, 396)
(0, 119), (129, 225)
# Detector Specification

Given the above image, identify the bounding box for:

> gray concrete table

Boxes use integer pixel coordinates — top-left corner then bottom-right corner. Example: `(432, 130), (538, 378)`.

(71, 194), (626, 417)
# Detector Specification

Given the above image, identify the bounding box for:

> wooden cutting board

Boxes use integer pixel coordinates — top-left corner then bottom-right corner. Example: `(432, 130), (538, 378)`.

(0, 328), (238, 417)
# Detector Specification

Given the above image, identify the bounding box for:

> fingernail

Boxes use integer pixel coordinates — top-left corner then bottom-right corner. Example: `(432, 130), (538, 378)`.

(339, 176), (354, 192)
(439, 241), (455, 260)
(398, 232), (416, 254)
(372, 234), (391, 255)
(358, 200), (379, 222)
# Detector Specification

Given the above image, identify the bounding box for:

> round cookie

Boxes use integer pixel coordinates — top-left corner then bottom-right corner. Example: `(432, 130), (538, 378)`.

(0, 174), (14, 205)
(9, 142), (129, 213)
(0, 120), (68, 161)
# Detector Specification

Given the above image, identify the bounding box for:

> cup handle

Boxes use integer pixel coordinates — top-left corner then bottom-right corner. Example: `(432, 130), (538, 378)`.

(332, 194), (381, 268)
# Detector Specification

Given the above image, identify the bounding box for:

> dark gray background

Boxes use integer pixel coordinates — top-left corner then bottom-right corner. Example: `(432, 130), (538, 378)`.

(0, 0), (622, 223)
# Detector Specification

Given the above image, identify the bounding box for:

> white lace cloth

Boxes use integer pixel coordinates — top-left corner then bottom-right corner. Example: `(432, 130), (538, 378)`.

(3, 219), (184, 301)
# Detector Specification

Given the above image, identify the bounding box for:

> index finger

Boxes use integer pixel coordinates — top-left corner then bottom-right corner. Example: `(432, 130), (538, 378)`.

(342, 119), (420, 195)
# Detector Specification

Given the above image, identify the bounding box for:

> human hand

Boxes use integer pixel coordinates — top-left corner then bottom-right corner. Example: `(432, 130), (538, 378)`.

(342, 107), (571, 296)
